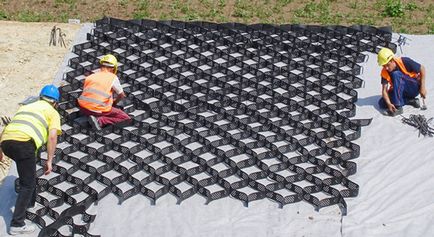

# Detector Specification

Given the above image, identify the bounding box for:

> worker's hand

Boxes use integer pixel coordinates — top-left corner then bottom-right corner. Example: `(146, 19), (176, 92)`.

(387, 103), (397, 113)
(44, 160), (52, 175)
(420, 86), (427, 99)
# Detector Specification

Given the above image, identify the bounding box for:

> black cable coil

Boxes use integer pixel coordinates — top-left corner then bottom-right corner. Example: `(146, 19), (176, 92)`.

(401, 114), (434, 137)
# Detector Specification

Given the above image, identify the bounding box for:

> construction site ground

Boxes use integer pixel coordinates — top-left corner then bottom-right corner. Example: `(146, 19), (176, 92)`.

(0, 21), (81, 181)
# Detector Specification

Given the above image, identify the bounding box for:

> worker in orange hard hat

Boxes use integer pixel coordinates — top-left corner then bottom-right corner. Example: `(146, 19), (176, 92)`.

(77, 54), (131, 130)
(377, 47), (427, 116)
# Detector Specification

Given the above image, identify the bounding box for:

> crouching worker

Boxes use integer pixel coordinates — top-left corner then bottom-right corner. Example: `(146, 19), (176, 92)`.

(0, 85), (62, 235)
(77, 54), (131, 130)
(377, 47), (427, 116)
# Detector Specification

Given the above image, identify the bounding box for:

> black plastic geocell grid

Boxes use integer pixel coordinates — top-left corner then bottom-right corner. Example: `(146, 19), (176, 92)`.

(21, 17), (396, 236)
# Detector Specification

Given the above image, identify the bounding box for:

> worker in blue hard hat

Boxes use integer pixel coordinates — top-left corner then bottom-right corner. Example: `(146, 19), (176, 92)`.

(0, 84), (62, 235)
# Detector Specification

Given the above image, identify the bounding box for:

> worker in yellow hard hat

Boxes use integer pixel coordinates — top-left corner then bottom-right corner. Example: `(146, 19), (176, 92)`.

(377, 47), (427, 116)
(77, 54), (131, 130)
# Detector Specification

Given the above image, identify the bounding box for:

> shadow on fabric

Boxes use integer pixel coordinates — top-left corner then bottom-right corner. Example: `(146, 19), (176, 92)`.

(356, 95), (383, 112)
(0, 175), (17, 228)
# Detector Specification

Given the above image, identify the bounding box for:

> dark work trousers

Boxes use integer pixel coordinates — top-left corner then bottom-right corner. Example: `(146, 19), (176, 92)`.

(79, 106), (131, 128)
(378, 70), (420, 109)
(1, 139), (37, 227)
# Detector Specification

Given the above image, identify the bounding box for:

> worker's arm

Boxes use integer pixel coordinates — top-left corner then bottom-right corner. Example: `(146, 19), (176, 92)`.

(419, 65), (427, 98)
(382, 84), (397, 113)
(45, 128), (58, 175)
(0, 131), (3, 162)
(111, 76), (125, 107)
(113, 92), (126, 107)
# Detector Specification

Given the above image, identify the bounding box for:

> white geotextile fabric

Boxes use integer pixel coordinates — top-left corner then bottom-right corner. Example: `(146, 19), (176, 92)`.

(343, 34), (434, 237)
(0, 27), (433, 237)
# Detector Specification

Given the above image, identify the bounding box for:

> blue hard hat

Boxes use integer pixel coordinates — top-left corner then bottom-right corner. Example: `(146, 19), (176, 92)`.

(40, 84), (60, 102)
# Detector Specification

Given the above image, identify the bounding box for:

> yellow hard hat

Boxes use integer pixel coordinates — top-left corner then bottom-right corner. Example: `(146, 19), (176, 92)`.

(377, 48), (395, 66)
(100, 54), (118, 73)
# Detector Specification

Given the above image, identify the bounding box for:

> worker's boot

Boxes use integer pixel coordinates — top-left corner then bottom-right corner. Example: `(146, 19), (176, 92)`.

(407, 98), (420, 108)
(88, 115), (101, 130)
(9, 223), (36, 235)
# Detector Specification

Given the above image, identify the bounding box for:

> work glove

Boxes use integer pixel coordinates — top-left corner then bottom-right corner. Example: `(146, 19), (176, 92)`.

(1, 116), (11, 126)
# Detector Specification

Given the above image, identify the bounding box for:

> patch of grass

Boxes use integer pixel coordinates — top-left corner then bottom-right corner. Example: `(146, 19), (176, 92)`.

(200, 8), (217, 19)
(155, 0), (164, 10)
(55, 11), (69, 23)
(54, 0), (76, 3)
(0, 10), (8, 20)
(397, 27), (409, 34)
(218, 0), (226, 8)
(198, 0), (228, 22)
(364, 13), (377, 26)
(217, 14), (229, 23)
(133, 0), (150, 19)
(171, 1), (199, 21)
(179, 4), (191, 15)
(0, 0), (432, 34)
(383, 0), (404, 17)
(118, 0), (128, 7)
(16, 11), (48, 22)
(328, 13), (343, 25)
(427, 4), (433, 34)
(54, 0), (77, 9)
(233, 0), (253, 19)
(349, 1), (358, 9)
(294, 0), (340, 25)
(291, 16), (302, 25)
(277, 0), (292, 5)
(294, 1), (318, 18)
(255, 5), (273, 21)
(184, 11), (199, 21)
(198, 1), (224, 21)
(405, 2), (417, 11)
(170, 0), (183, 17)
(428, 4), (434, 18)
(391, 17), (409, 33)
(317, 0), (333, 24)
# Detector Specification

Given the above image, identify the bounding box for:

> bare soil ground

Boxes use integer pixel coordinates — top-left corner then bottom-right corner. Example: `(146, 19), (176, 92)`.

(0, 21), (81, 182)
(0, 0), (433, 34)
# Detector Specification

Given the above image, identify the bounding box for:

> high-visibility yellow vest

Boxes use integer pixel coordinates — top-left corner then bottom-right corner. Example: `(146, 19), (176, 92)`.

(3, 100), (53, 149)
(77, 71), (115, 112)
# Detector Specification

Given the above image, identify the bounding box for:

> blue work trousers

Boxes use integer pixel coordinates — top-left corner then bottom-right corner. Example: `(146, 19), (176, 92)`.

(379, 70), (420, 109)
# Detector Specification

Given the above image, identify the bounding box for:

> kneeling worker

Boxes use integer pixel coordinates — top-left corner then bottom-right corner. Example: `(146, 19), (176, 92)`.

(77, 54), (131, 130)
(377, 47), (427, 116)
(0, 85), (62, 235)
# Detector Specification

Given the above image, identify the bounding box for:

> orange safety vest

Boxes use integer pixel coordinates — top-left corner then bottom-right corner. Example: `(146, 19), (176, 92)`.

(77, 71), (115, 112)
(381, 57), (419, 91)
